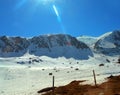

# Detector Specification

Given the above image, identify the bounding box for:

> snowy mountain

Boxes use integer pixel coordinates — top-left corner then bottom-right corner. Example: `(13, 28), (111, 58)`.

(94, 30), (120, 55)
(0, 31), (120, 95)
(77, 36), (98, 46)
(0, 31), (120, 58)
(0, 36), (29, 57)
(0, 34), (93, 59)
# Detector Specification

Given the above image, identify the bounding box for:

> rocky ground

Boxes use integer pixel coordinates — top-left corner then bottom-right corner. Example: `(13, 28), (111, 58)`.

(39, 75), (120, 95)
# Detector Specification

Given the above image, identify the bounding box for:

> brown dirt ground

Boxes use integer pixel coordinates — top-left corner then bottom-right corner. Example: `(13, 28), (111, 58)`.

(38, 75), (120, 95)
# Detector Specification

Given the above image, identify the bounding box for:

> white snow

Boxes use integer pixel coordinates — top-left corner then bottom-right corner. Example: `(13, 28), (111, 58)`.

(77, 36), (98, 46)
(98, 32), (112, 40)
(0, 31), (120, 95)
(97, 31), (120, 47)
(0, 53), (120, 95)
(99, 40), (116, 48)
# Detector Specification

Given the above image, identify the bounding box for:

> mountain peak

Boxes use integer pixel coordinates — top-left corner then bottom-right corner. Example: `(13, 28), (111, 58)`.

(94, 30), (120, 55)
(0, 34), (93, 59)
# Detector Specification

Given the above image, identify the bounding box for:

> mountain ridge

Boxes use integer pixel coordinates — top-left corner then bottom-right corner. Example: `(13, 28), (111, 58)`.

(0, 30), (120, 58)
(0, 34), (93, 59)
(94, 30), (120, 55)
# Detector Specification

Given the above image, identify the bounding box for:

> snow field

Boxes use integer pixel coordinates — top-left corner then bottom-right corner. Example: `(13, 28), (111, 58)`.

(0, 54), (120, 95)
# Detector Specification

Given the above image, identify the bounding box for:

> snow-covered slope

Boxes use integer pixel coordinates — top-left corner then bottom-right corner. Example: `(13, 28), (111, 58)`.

(77, 36), (98, 46)
(0, 53), (120, 95)
(0, 31), (120, 95)
(0, 34), (93, 59)
(29, 34), (93, 59)
(94, 30), (120, 55)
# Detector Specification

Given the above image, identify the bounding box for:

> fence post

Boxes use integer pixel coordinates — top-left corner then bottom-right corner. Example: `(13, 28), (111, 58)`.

(52, 76), (55, 95)
(93, 70), (97, 87)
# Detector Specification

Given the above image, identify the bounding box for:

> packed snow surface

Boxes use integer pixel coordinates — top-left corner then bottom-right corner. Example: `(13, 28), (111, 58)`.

(0, 53), (120, 95)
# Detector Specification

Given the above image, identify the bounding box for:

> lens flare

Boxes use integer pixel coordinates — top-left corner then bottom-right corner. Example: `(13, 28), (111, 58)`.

(53, 5), (59, 17)
(52, 4), (64, 31)
(52, 4), (70, 44)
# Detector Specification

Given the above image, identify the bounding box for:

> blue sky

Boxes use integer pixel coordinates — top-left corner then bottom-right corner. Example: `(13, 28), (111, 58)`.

(0, 0), (120, 37)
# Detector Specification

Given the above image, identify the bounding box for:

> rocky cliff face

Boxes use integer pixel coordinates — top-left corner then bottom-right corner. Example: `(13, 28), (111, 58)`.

(30, 34), (89, 49)
(94, 30), (120, 55)
(0, 36), (29, 57)
(0, 34), (93, 59)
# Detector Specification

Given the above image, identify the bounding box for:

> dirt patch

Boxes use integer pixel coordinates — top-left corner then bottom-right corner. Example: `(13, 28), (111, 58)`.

(38, 75), (120, 95)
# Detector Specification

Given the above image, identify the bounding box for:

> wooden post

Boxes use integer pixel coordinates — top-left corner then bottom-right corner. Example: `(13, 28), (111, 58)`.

(93, 70), (97, 87)
(52, 76), (55, 95)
